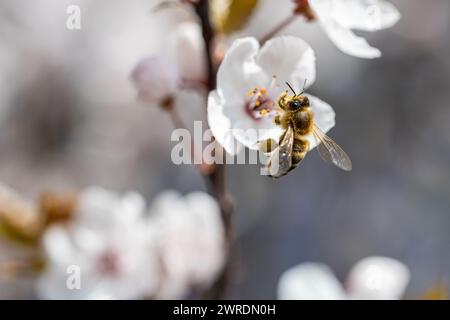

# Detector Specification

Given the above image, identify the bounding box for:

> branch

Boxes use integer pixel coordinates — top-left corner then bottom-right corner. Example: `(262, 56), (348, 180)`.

(193, 0), (234, 299)
(168, 105), (214, 175)
(259, 15), (297, 45)
(193, 0), (216, 90)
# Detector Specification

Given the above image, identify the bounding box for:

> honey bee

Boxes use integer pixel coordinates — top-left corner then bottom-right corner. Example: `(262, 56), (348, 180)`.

(260, 82), (352, 178)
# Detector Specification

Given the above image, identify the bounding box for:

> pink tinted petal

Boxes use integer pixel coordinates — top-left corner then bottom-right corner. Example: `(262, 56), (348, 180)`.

(131, 56), (180, 103)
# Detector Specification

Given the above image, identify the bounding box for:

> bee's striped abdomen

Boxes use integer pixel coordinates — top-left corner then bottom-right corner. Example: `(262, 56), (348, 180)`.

(289, 136), (309, 172)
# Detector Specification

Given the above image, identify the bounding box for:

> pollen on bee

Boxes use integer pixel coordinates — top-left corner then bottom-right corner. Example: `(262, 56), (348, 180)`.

(260, 87), (267, 95)
(259, 108), (269, 116)
(255, 100), (261, 107)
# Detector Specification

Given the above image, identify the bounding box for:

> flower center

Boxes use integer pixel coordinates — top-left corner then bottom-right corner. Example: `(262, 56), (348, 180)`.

(245, 83), (278, 121)
(96, 249), (121, 277)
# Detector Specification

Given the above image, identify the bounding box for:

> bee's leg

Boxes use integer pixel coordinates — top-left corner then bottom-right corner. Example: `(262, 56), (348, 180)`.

(274, 114), (281, 126)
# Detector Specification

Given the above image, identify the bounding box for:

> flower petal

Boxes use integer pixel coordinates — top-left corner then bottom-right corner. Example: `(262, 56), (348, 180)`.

(323, 18), (381, 58)
(232, 116), (284, 150)
(184, 192), (224, 236)
(183, 192), (225, 284)
(329, 0), (401, 32)
(151, 191), (225, 298)
(278, 263), (347, 300)
(148, 190), (183, 216)
(256, 36), (316, 91)
(310, 0), (382, 58)
(39, 187), (159, 300)
(216, 37), (267, 104)
(207, 90), (243, 155)
(306, 94), (335, 149)
(131, 56), (180, 103)
(42, 226), (79, 267)
(171, 22), (206, 82)
(346, 256), (410, 300)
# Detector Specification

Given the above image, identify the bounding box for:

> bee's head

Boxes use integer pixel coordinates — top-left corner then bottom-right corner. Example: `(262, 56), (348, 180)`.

(288, 95), (309, 111)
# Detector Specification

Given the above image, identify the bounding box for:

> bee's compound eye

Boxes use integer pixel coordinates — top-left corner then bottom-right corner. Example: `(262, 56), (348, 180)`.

(289, 100), (302, 110)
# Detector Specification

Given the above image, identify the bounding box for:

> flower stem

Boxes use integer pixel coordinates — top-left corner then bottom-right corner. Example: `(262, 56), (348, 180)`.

(167, 103), (185, 130)
(193, 0), (216, 89)
(168, 105), (214, 174)
(259, 14), (297, 45)
(193, 0), (234, 299)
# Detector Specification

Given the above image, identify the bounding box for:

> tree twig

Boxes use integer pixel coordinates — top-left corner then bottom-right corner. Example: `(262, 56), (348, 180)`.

(259, 15), (297, 45)
(168, 105), (214, 174)
(193, 0), (216, 89)
(193, 0), (234, 299)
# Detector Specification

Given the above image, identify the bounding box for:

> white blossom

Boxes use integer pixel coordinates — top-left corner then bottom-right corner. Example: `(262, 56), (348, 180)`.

(36, 187), (225, 300)
(308, 0), (401, 58)
(346, 256), (411, 299)
(207, 36), (335, 155)
(132, 22), (207, 105)
(149, 191), (225, 299)
(171, 22), (207, 83)
(37, 187), (159, 300)
(278, 256), (410, 300)
(131, 56), (180, 104)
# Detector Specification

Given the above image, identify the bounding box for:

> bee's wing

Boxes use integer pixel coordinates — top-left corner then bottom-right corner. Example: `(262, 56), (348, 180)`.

(312, 125), (352, 171)
(267, 126), (294, 177)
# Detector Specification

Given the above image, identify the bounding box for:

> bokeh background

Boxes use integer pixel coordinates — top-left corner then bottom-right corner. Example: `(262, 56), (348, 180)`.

(0, 0), (449, 298)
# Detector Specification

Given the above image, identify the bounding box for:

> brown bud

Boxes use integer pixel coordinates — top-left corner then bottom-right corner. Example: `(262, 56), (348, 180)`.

(293, 0), (316, 21)
(39, 192), (78, 225)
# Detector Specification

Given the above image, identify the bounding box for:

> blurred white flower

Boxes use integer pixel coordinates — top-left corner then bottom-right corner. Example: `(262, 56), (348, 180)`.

(37, 187), (224, 300)
(207, 36), (335, 154)
(149, 191), (225, 299)
(132, 22), (207, 105)
(171, 22), (207, 83)
(37, 187), (159, 300)
(278, 256), (410, 300)
(131, 56), (180, 105)
(346, 256), (411, 299)
(306, 0), (401, 58)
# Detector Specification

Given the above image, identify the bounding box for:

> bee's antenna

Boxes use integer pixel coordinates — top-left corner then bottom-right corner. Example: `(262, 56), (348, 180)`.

(299, 79), (308, 95)
(285, 82), (297, 96)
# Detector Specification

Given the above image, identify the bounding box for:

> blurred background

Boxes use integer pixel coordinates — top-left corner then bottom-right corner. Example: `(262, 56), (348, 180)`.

(0, 0), (449, 299)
